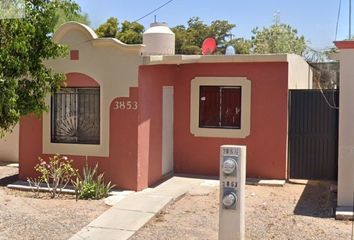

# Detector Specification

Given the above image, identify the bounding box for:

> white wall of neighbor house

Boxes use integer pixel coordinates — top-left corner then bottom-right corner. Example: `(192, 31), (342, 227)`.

(0, 124), (19, 162)
(287, 54), (313, 90)
(332, 48), (354, 208)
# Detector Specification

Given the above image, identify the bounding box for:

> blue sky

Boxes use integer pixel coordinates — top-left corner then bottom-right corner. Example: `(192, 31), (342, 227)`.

(75, 0), (350, 50)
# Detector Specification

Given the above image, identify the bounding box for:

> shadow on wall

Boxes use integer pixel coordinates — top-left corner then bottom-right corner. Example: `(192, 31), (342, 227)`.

(293, 180), (337, 219)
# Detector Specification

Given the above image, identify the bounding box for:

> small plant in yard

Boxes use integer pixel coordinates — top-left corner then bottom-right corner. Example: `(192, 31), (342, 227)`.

(29, 154), (78, 198)
(73, 162), (115, 200)
(27, 177), (42, 198)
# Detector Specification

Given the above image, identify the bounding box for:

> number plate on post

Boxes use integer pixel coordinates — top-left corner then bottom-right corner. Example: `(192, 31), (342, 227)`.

(219, 145), (246, 240)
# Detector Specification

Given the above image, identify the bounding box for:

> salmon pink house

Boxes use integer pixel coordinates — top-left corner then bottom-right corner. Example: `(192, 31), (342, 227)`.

(19, 22), (312, 190)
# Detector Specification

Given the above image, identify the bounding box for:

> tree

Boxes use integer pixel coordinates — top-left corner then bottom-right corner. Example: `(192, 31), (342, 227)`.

(251, 23), (306, 55)
(53, 1), (90, 31)
(228, 38), (252, 54)
(250, 12), (306, 55)
(172, 24), (202, 54)
(0, 0), (81, 135)
(185, 17), (210, 48)
(302, 46), (336, 63)
(117, 21), (144, 44)
(209, 20), (236, 53)
(172, 17), (236, 55)
(172, 25), (188, 54)
(95, 17), (118, 38)
(0, 0), (26, 19)
(95, 18), (144, 44)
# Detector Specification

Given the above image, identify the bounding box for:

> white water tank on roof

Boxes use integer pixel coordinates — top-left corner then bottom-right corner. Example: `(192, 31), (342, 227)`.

(143, 22), (175, 55)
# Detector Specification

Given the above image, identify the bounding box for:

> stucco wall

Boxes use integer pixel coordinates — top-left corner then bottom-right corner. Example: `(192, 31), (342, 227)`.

(19, 22), (143, 190)
(137, 65), (177, 189)
(288, 54), (313, 89)
(332, 46), (354, 208)
(19, 72), (140, 189)
(139, 62), (289, 179)
(0, 124), (19, 162)
(44, 22), (143, 157)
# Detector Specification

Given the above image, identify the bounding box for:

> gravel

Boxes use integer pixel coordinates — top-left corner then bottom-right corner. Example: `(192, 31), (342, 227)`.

(131, 181), (352, 240)
(0, 188), (109, 240)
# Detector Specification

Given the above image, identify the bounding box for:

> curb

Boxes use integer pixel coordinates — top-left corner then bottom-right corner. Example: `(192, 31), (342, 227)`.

(7, 180), (76, 194)
(246, 178), (286, 187)
(0, 174), (18, 186)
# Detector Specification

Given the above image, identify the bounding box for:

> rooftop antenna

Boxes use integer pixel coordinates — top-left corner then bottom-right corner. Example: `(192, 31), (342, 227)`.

(228, 34), (234, 41)
(154, 15), (157, 23)
(273, 10), (281, 25)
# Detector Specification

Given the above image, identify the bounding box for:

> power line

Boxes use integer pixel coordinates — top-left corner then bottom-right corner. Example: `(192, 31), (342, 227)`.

(133, 0), (175, 23)
(350, 0), (352, 38)
(335, 0), (342, 40)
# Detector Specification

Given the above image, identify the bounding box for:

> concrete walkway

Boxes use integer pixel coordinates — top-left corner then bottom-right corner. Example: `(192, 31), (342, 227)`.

(69, 176), (219, 240)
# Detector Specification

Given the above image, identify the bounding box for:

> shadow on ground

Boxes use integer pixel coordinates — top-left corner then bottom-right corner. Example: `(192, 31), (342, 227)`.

(0, 162), (19, 186)
(293, 180), (337, 218)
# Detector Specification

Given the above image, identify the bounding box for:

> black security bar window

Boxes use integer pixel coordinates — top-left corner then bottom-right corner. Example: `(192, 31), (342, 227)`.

(51, 88), (100, 144)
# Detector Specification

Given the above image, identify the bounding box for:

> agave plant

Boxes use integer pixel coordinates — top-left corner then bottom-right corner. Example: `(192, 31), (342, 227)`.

(73, 161), (115, 200)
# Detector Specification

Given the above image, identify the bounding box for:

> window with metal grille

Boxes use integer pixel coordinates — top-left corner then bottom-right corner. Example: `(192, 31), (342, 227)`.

(199, 86), (241, 129)
(51, 88), (100, 144)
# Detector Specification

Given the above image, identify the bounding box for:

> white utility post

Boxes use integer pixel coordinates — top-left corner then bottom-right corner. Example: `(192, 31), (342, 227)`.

(219, 145), (246, 240)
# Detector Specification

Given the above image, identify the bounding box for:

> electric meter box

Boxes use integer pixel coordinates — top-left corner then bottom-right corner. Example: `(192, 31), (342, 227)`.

(219, 145), (246, 240)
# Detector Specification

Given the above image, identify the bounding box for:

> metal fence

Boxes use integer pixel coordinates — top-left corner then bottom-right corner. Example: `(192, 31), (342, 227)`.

(288, 90), (339, 180)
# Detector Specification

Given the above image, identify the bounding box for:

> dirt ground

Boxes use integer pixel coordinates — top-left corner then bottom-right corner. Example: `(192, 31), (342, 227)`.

(0, 187), (109, 240)
(131, 181), (352, 240)
(0, 162), (109, 240)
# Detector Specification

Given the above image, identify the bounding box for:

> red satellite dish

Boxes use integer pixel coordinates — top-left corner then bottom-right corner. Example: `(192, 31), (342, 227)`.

(201, 38), (217, 55)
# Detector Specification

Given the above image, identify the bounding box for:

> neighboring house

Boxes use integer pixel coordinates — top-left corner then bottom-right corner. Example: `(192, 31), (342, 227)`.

(0, 125), (19, 162)
(331, 41), (354, 218)
(18, 22), (312, 191)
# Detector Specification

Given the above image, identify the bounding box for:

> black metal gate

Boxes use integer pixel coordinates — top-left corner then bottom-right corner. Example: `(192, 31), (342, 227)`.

(288, 90), (339, 180)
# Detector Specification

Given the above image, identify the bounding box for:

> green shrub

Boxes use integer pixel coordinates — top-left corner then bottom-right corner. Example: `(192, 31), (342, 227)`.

(73, 163), (115, 200)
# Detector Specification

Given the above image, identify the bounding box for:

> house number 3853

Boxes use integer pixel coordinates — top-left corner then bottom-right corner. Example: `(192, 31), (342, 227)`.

(114, 100), (138, 110)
